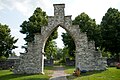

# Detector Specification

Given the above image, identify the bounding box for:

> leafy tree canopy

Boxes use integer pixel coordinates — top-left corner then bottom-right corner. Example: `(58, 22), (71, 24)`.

(44, 28), (58, 59)
(45, 40), (57, 59)
(20, 7), (48, 42)
(61, 32), (75, 57)
(72, 12), (98, 41)
(0, 23), (18, 58)
(100, 8), (120, 55)
(20, 7), (58, 59)
(62, 13), (99, 58)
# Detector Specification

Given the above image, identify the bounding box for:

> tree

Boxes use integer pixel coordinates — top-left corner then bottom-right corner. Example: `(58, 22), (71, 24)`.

(44, 29), (58, 59)
(56, 48), (63, 60)
(100, 8), (120, 61)
(62, 46), (69, 62)
(72, 12), (97, 40)
(61, 32), (75, 58)
(61, 13), (100, 59)
(44, 40), (57, 59)
(20, 7), (58, 58)
(20, 7), (48, 42)
(72, 12), (100, 48)
(0, 23), (18, 58)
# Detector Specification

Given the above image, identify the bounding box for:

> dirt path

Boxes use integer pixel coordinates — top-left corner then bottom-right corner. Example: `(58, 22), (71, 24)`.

(49, 66), (69, 80)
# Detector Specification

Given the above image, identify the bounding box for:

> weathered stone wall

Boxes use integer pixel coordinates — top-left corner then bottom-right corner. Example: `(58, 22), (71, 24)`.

(13, 41), (43, 74)
(13, 4), (107, 74)
(0, 59), (15, 69)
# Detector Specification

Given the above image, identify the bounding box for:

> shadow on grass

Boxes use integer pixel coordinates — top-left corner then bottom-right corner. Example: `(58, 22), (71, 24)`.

(0, 73), (48, 80)
(44, 66), (54, 70)
(64, 65), (106, 80)
(64, 65), (75, 69)
(81, 70), (103, 76)
(66, 70), (104, 80)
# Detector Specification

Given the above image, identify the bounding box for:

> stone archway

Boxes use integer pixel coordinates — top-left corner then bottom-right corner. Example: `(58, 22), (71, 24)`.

(13, 4), (107, 74)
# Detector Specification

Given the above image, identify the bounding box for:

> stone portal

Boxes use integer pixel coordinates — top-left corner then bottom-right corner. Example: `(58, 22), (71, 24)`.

(13, 4), (107, 74)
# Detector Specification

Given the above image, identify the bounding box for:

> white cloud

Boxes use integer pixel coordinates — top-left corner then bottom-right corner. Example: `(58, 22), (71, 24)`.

(0, 1), (4, 10)
(13, 1), (31, 16)
(0, 0), (14, 11)
(35, 0), (53, 15)
(0, 0), (120, 19)
(64, 0), (120, 23)
(0, 0), (52, 17)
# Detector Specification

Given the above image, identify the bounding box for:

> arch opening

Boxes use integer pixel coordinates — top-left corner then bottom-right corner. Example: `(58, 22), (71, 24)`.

(43, 25), (76, 67)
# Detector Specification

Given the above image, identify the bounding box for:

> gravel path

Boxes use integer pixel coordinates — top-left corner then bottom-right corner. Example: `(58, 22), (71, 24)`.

(49, 66), (69, 80)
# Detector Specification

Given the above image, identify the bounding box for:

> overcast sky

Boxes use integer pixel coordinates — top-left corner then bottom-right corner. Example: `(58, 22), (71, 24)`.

(0, 0), (120, 56)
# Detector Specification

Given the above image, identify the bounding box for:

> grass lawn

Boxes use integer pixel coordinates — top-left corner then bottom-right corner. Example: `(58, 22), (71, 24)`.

(0, 66), (54, 80)
(1, 65), (120, 80)
(65, 66), (120, 80)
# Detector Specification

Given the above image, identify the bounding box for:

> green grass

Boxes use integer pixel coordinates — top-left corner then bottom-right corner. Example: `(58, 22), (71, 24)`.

(64, 65), (75, 74)
(44, 66), (54, 76)
(65, 66), (120, 80)
(0, 66), (54, 80)
(1, 66), (120, 80)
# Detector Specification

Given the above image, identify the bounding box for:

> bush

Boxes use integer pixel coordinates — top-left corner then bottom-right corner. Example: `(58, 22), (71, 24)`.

(116, 62), (120, 69)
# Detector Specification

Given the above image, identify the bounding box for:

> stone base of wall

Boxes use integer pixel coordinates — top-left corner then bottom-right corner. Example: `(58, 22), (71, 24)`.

(14, 51), (107, 74)
(77, 50), (107, 71)
(13, 53), (42, 74)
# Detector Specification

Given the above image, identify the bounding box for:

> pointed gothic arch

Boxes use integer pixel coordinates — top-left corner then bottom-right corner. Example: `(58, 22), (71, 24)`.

(14, 4), (107, 74)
